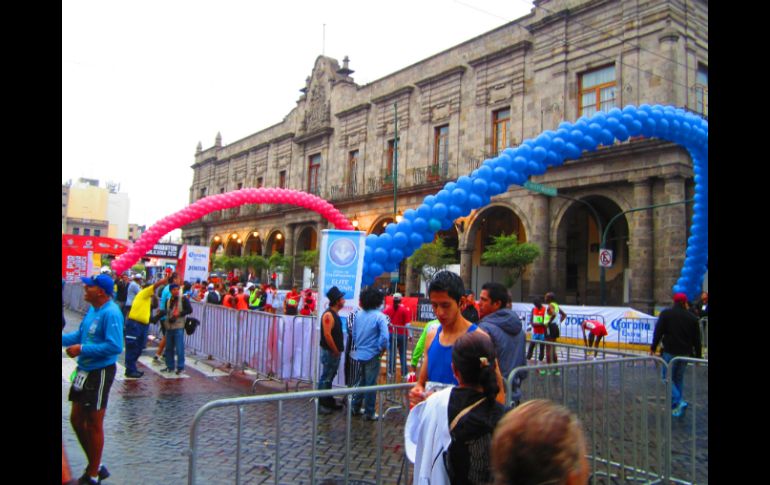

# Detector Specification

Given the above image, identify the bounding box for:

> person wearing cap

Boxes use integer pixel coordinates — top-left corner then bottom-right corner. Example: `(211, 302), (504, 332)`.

(383, 292), (412, 379)
(318, 286), (346, 414)
(650, 293), (702, 417)
(205, 283), (221, 304)
(161, 283), (193, 375)
(62, 274), (124, 485)
(124, 275), (170, 378)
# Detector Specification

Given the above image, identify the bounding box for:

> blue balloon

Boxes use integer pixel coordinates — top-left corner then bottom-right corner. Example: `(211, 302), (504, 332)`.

(449, 204), (464, 220)
(451, 188), (468, 206)
(472, 178), (488, 195)
(512, 156), (528, 173)
(532, 146), (548, 162)
(570, 130), (585, 146)
(528, 160), (546, 175)
(364, 245), (373, 260)
(417, 204), (432, 219)
(444, 182), (457, 193)
(366, 234), (379, 247)
(432, 203), (448, 220)
(385, 222), (398, 236)
(396, 219), (413, 236)
(370, 262), (384, 277)
(468, 193), (483, 209)
(544, 150), (564, 168)
(428, 218), (442, 232)
(410, 232), (424, 248)
(383, 261), (398, 273)
(488, 181), (503, 196)
(424, 195), (437, 207)
(476, 165), (493, 181)
(403, 208), (417, 222)
(402, 245), (415, 259)
(440, 218), (453, 230)
(389, 248), (404, 263)
(508, 171), (527, 186)
(436, 190), (451, 205)
(393, 232), (408, 248)
(378, 233), (393, 250)
(565, 142), (582, 159)
(582, 135), (598, 151)
(457, 176), (473, 192)
(374, 247), (388, 263)
(550, 137), (566, 155)
(517, 144), (533, 161)
(423, 230), (436, 243)
(412, 217), (428, 233)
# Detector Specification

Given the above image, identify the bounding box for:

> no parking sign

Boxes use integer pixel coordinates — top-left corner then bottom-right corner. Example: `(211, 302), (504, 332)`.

(599, 249), (614, 267)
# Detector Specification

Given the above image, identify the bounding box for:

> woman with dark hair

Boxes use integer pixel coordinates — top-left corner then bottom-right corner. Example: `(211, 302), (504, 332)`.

(490, 400), (590, 485)
(405, 331), (508, 485)
(349, 286), (390, 420)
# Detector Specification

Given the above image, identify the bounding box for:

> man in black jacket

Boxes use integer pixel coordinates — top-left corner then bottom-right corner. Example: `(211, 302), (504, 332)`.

(650, 293), (702, 417)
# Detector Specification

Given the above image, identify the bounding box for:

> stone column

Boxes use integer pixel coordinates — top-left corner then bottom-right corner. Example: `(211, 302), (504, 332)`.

(528, 194), (550, 300)
(629, 178), (654, 313)
(282, 223), (296, 289)
(655, 175), (687, 308)
(460, 248), (474, 292)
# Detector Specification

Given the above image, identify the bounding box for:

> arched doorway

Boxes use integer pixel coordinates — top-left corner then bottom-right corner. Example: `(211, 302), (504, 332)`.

(294, 226), (318, 289)
(244, 230), (263, 256)
(224, 232), (242, 257)
(465, 205), (528, 300)
(209, 237), (225, 277)
(556, 196), (629, 305)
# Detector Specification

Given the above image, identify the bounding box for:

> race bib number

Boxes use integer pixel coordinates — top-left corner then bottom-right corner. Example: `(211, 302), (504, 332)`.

(72, 369), (89, 392)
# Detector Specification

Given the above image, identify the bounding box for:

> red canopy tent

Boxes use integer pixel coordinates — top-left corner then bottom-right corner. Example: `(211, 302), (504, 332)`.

(62, 234), (131, 282)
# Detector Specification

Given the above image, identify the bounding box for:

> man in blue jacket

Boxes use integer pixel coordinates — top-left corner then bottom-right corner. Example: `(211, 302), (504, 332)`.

(477, 282), (527, 405)
(62, 273), (124, 485)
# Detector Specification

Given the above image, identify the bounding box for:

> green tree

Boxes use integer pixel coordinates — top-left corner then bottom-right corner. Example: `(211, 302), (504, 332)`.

(130, 263), (146, 275)
(242, 254), (269, 275)
(407, 238), (458, 281)
(268, 253), (292, 274)
(296, 249), (319, 269)
(481, 233), (541, 288)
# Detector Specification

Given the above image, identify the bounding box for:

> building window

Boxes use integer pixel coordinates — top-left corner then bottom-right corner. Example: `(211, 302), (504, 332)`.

(695, 65), (708, 116)
(347, 150), (359, 193)
(279, 171), (286, 188)
(257, 177), (263, 188)
(199, 187), (207, 199)
(579, 65), (616, 117)
(237, 182), (243, 190)
(84, 228), (91, 236)
(73, 227), (80, 235)
(492, 109), (510, 156)
(94, 229), (101, 237)
(434, 125), (449, 176)
(220, 187), (225, 194)
(386, 138), (399, 185)
(308, 154), (321, 194)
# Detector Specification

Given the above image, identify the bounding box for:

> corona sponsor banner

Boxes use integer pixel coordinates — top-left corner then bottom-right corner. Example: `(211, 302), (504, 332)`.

(510, 303), (658, 345)
(177, 245), (210, 285)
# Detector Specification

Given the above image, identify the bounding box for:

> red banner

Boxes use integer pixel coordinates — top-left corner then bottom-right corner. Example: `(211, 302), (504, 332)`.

(62, 234), (132, 256)
(62, 234), (132, 282)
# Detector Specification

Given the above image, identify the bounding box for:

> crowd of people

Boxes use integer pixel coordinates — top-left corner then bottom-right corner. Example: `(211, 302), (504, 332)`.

(64, 263), (703, 485)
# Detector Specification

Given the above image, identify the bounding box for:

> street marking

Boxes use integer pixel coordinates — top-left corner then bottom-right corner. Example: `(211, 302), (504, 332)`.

(185, 359), (230, 378)
(137, 356), (190, 378)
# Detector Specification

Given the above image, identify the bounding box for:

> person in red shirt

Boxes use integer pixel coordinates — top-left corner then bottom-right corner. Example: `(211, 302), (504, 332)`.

(582, 319), (608, 359)
(283, 286), (301, 315)
(223, 287), (238, 309)
(300, 289), (316, 316)
(526, 297), (547, 362)
(383, 292), (411, 379)
(235, 285), (249, 310)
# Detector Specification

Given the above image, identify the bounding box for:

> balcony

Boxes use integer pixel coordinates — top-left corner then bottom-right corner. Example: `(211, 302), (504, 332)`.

(409, 163), (447, 186)
(327, 182), (360, 201)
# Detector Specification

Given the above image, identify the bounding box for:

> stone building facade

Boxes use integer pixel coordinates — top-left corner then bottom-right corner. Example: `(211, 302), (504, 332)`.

(182, 0), (708, 313)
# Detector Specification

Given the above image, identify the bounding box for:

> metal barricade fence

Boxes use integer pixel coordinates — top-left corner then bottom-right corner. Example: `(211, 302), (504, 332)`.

(505, 355), (708, 484)
(699, 317), (708, 357)
(665, 357), (708, 485)
(63, 282), (90, 314)
(188, 383), (414, 485)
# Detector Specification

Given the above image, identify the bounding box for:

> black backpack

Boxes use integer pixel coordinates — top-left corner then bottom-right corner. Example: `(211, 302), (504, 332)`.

(185, 317), (200, 335)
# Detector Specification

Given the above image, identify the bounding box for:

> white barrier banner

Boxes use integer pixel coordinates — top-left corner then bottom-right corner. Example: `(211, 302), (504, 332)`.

(510, 303), (658, 345)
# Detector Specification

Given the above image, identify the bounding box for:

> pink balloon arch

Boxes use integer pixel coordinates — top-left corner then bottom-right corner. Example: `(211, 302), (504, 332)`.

(110, 187), (354, 275)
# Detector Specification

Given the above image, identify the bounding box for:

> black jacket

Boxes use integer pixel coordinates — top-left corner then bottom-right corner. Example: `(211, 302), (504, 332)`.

(651, 305), (702, 358)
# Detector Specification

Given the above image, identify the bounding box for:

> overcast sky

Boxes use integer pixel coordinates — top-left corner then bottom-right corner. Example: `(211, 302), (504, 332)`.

(62, 0), (535, 237)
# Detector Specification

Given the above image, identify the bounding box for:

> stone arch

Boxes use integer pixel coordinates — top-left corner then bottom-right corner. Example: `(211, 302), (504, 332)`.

(552, 193), (630, 306)
(224, 231), (243, 257)
(264, 229), (286, 257)
(462, 202), (530, 299)
(243, 230), (263, 256)
(368, 215), (395, 236)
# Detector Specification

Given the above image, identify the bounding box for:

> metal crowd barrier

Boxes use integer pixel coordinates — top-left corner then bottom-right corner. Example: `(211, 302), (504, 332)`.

(183, 302), (320, 390)
(62, 281), (90, 314)
(505, 356), (708, 484)
(699, 317), (708, 357)
(187, 382), (414, 485)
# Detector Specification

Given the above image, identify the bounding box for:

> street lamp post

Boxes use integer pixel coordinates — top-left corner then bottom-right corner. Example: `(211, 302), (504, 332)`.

(599, 198), (694, 306)
(393, 102), (398, 221)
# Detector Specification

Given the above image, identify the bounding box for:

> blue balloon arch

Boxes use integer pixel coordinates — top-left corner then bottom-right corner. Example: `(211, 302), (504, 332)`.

(360, 104), (708, 301)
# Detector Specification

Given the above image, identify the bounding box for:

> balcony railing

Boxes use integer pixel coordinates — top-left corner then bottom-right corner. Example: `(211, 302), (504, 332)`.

(327, 182), (360, 201)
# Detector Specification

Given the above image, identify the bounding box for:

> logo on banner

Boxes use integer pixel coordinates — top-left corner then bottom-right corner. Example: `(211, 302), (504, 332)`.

(329, 238), (357, 267)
